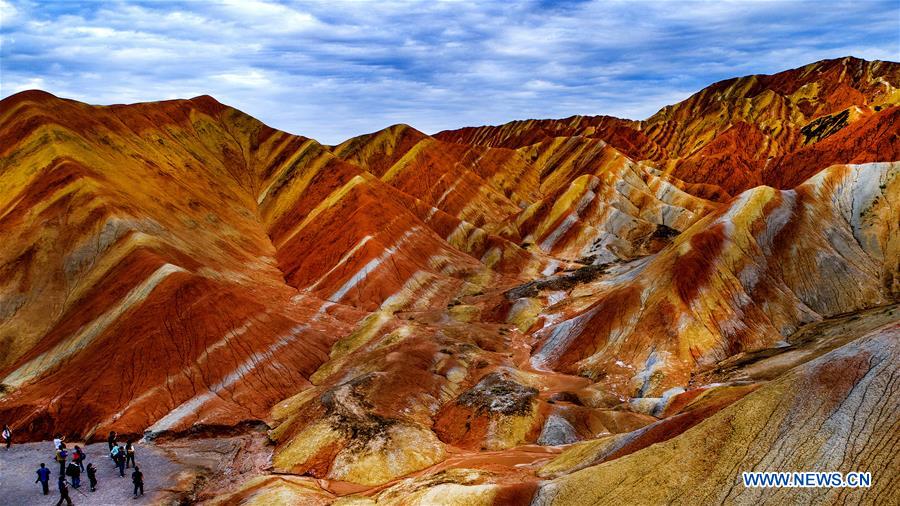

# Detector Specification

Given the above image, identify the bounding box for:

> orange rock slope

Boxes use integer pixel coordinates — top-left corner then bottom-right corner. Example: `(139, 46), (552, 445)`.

(0, 57), (898, 504)
(437, 56), (900, 197)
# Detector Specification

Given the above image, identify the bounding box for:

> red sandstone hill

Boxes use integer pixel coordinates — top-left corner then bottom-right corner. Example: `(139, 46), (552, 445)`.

(437, 56), (900, 197)
(0, 57), (898, 504)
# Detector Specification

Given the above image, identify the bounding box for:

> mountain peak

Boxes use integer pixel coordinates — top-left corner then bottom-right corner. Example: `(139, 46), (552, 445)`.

(2, 88), (61, 104)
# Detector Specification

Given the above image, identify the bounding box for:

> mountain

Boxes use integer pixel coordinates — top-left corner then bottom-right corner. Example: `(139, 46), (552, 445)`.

(0, 57), (897, 504)
(437, 56), (900, 197)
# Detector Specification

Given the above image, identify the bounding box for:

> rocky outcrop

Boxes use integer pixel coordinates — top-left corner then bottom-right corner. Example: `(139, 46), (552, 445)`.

(434, 372), (540, 450)
(532, 319), (900, 505)
(528, 162), (898, 396)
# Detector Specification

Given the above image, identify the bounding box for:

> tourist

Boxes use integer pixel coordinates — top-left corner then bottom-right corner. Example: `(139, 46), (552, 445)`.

(107, 430), (117, 452)
(132, 465), (144, 498)
(86, 463), (98, 492)
(35, 463), (51, 495)
(2, 424), (11, 449)
(125, 439), (136, 468)
(55, 476), (73, 506)
(55, 443), (68, 476)
(72, 445), (86, 471)
(116, 444), (126, 477)
(110, 443), (120, 467)
(66, 460), (81, 489)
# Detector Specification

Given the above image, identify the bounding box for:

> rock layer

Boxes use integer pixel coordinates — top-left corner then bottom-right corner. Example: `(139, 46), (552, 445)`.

(532, 319), (900, 505)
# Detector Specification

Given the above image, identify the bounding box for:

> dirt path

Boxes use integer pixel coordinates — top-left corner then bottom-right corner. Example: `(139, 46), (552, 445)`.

(0, 441), (190, 505)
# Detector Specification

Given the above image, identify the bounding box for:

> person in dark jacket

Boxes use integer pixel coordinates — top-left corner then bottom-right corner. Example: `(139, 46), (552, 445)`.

(36, 463), (51, 495)
(86, 462), (98, 492)
(132, 466), (144, 498)
(107, 430), (117, 452)
(125, 439), (136, 468)
(55, 476), (73, 506)
(2, 424), (11, 449)
(116, 445), (126, 477)
(66, 461), (81, 489)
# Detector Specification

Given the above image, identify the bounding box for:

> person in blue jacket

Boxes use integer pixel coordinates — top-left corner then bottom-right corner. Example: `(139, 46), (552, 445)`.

(35, 463), (51, 495)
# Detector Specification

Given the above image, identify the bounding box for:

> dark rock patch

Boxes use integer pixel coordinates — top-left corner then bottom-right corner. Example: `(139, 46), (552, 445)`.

(800, 109), (850, 144)
(504, 263), (610, 300)
(457, 372), (538, 416)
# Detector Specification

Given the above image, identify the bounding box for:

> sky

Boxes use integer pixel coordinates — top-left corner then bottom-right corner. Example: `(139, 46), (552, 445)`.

(1, 1), (898, 144)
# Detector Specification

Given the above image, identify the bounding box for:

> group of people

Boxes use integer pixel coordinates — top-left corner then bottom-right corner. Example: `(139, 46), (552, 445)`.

(26, 430), (147, 504)
(107, 431), (143, 496)
(52, 439), (91, 490)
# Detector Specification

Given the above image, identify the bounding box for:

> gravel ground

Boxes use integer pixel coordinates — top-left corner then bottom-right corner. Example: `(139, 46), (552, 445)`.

(0, 441), (189, 506)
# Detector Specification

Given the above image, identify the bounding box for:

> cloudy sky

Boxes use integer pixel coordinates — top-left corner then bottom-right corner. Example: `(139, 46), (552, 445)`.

(2, 1), (898, 144)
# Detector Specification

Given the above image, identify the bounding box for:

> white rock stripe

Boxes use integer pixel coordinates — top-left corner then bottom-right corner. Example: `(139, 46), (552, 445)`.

(530, 307), (598, 371)
(540, 213), (579, 252)
(423, 205), (442, 222)
(542, 260), (560, 276)
(306, 235), (374, 292)
(2, 263), (185, 389)
(147, 323), (310, 433)
(98, 315), (259, 428)
(328, 227), (421, 303)
(275, 175), (369, 249)
(434, 177), (462, 208)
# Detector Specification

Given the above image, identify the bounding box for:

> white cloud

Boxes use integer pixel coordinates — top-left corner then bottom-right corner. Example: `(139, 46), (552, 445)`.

(524, 79), (566, 91)
(7, 76), (44, 93)
(1, 0), (898, 144)
(0, 0), (18, 25)
(214, 0), (323, 33)
(214, 70), (272, 88)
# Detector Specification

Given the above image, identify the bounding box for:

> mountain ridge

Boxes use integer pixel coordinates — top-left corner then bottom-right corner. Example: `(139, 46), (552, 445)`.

(436, 56), (900, 195)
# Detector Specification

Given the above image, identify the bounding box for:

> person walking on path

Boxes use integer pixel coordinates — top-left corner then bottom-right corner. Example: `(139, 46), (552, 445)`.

(55, 476), (73, 506)
(132, 466), (144, 498)
(36, 463), (51, 495)
(53, 434), (65, 450)
(107, 431), (117, 452)
(125, 440), (136, 469)
(86, 463), (98, 492)
(2, 424), (11, 449)
(66, 461), (81, 489)
(116, 445), (126, 477)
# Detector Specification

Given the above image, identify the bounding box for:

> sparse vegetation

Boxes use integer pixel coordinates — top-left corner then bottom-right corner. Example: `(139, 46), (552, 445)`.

(505, 262), (611, 299)
(800, 109), (850, 144)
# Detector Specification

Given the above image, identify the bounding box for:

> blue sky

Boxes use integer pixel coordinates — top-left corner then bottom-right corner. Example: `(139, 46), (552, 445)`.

(1, 0), (898, 144)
